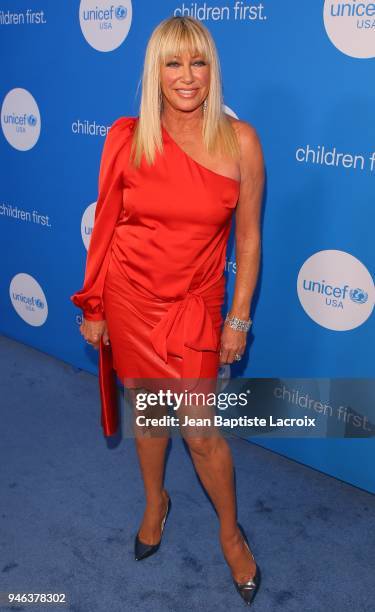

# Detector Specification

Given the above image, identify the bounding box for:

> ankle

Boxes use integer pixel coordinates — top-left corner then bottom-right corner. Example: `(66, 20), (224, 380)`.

(145, 489), (169, 508)
(219, 524), (241, 542)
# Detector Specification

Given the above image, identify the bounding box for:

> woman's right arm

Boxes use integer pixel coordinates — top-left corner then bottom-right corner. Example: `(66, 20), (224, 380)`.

(70, 116), (136, 347)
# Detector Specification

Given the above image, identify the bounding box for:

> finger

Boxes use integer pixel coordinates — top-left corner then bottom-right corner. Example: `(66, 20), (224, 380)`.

(230, 349), (244, 363)
(85, 338), (100, 350)
(85, 332), (101, 345)
(102, 329), (110, 346)
(219, 348), (230, 365)
(230, 348), (242, 361)
(222, 349), (238, 364)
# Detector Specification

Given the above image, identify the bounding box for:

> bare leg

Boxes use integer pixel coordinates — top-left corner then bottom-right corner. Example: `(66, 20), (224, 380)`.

(129, 387), (170, 545)
(180, 397), (256, 583)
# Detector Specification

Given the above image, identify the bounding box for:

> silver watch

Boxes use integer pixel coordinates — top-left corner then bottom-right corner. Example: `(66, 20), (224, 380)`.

(225, 313), (252, 332)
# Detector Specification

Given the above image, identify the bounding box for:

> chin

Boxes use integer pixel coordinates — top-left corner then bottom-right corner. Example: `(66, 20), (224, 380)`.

(172, 99), (203, 112)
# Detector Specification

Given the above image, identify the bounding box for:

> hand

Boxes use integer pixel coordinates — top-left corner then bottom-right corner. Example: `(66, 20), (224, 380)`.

(79, 318), (110, 350)
(219, 323), (247, 365)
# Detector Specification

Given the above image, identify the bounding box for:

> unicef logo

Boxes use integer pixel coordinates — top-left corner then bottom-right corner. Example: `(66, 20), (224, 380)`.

(323, 0), (375, 58)
(297, 250), (374, 331)
(27, 114), (38, 127)
(79, 0), (132, 52)
(350, 288), (368, 304)
(81, 201), (97, 250)
(9, 273), (48, 326)
(34, 298), (45, 309)
(115, 6), (127, 19)
(1, 88), (41, 151)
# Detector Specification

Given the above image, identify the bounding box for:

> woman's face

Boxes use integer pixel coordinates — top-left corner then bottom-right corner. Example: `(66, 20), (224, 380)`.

(160, 51), (210, 113)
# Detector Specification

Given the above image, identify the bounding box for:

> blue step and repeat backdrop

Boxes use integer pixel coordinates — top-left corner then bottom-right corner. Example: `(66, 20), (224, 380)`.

(1, 2), (374, 492)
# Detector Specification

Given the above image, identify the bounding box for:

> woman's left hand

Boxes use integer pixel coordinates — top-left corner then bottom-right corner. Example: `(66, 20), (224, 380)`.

(219, 324), (247, 365)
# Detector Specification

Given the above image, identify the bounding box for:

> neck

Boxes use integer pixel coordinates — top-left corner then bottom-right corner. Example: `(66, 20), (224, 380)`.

(161, 103), (203, 134)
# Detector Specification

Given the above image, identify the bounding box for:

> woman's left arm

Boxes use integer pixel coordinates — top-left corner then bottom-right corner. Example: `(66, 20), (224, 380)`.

(219, 121), (265, 364)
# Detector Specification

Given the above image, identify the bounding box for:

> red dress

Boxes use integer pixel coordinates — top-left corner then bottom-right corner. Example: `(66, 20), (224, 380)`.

(71, 116), (240, 393)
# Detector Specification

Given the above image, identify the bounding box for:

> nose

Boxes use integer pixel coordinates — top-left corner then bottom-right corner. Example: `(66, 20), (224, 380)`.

(181, 62), (194, 83)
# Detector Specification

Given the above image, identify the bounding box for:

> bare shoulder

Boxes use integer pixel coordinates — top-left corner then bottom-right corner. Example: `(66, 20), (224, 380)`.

(226, 116), (263, 158)
(225, 115), (264, 184)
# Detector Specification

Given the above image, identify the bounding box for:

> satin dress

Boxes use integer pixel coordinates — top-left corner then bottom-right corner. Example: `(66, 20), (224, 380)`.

(70, 116), (240, 394)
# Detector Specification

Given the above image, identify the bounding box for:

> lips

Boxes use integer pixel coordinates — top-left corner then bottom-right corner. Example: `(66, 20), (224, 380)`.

(175, 89), (198, 97)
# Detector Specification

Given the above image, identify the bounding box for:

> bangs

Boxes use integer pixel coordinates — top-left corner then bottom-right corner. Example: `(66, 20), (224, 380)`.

(159, 19), (211, 64)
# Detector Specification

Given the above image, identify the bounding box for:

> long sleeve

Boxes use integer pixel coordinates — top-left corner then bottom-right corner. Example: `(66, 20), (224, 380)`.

(70, 116), (136, 321)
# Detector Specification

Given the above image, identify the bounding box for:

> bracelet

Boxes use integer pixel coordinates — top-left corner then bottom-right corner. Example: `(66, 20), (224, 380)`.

(225, 313), (253, 332)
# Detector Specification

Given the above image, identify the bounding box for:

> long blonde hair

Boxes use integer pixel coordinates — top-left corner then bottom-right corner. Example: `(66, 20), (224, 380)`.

(130, 15), (240, 167)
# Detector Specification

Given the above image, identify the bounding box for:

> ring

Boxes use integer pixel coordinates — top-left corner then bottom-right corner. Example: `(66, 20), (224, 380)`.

(234, 353), (242, 361)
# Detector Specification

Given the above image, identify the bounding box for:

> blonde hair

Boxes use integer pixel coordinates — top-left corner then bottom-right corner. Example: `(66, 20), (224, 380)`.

(130, 15), (240, 167)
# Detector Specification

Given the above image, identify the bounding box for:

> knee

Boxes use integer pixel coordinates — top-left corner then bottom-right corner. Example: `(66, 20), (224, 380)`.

(184, 435), (221, 457)
(135, 433), (169, 446)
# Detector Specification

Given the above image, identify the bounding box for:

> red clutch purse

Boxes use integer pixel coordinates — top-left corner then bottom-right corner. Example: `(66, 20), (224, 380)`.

(98, 336), (119, 437)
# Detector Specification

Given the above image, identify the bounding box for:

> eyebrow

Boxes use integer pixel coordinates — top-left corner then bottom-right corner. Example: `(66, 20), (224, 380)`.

(170, 54), (202, 58)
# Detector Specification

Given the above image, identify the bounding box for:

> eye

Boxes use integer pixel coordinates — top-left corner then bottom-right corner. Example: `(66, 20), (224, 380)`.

(165, 61), (180, 67)
(193, 60), (206, 66)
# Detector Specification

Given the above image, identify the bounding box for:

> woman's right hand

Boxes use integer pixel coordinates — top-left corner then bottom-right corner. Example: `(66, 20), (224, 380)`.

(79, 318), (110, 350)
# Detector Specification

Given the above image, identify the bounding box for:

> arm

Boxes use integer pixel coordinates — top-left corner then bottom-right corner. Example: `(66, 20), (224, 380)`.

(70, 118), (129, 323)
(220, 121), (265, 364)
(230, 121), (264, 319)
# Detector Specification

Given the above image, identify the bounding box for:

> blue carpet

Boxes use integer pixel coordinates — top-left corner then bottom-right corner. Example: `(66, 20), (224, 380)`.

(1, 334), (374, 612)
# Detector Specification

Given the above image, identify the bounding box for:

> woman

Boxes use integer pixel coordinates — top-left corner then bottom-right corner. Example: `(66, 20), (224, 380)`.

(71, 15), (264, 607)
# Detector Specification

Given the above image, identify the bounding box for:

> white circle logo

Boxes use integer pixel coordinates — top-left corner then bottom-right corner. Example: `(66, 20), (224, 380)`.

(223, 104), (238, 119)
(323, 0), (375, 58)
(79, 0), (132, 52)
(297, 250), (374, 331)
(81, 201), (97, 250)
(1, 88), (41, 151)
(9, 273), (48, 326)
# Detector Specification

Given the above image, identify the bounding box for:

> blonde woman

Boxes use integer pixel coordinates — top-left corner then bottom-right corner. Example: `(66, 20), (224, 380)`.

(71, 15), (264, 606)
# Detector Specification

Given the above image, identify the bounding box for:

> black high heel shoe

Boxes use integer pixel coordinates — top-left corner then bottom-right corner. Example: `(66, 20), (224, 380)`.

(134, 492), (171, 561)
(232, 523), (261, 606)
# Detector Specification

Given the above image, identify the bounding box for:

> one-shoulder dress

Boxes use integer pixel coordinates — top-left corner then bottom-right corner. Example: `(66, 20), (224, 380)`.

(70, 116), (240, 393)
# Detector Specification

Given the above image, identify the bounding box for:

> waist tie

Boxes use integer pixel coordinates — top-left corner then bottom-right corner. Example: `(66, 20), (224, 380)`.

(149, 288), (219, 381)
